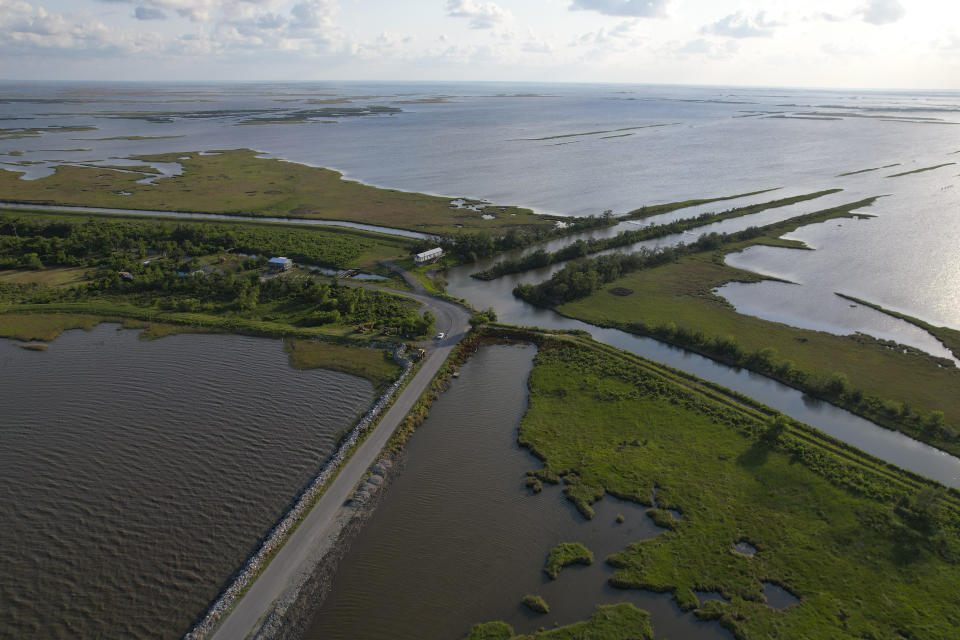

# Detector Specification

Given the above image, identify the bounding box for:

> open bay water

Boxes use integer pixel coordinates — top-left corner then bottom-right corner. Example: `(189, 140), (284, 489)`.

(0, 325), (374, 638)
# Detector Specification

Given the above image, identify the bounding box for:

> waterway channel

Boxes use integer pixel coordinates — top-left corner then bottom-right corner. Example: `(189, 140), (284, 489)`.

(7, 198), (956, 486)
(442, 257), (960, 489)
(305, 344), (733, 640)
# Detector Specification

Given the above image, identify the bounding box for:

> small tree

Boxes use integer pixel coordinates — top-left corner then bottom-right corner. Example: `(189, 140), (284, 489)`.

(823, 371), (849, 396)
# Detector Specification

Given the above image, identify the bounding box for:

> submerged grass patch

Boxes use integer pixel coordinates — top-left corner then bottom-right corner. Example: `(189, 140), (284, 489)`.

(886, 162), (956, 177)
(836, 163), (900, 176)
(512, 124), (677, 141)
(508, 334), (960, 639)
(465, 603), (653, 640)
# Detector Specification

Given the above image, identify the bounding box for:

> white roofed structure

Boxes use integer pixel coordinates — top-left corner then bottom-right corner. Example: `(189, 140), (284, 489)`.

(414, 247), (443, 264)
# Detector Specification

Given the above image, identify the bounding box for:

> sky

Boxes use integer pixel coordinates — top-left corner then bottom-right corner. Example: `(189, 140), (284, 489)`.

(1, 0), (959, 89)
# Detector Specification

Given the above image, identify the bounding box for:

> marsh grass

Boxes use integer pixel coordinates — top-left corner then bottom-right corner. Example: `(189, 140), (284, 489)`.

(886, 163), (956, 177)
(284, 339), (401, 391)
(521, 595), (549, 614)
(512, 335), (960, 639)
(465, 603), (653, 640)
(544, 542), (594, 579)
(0, 149), (552, 236)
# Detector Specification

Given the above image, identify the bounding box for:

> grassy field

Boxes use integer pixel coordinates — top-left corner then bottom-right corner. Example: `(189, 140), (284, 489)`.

(558, 253), (960, 454)
(0, 149), (556, 236)
(465, 604), (653, 640)
(498, 333), (960, 640)
(0, 266), (87, 287)
(284, 339), (401, 391)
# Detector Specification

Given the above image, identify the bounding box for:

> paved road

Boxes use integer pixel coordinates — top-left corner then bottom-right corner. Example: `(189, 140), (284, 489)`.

(210, 269), (471, 640)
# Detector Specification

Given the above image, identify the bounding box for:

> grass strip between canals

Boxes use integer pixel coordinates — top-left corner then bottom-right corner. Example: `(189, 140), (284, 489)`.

(514, 196), (960, 457)
(463, 327), (960, 640)
(471, 189), (840, 280)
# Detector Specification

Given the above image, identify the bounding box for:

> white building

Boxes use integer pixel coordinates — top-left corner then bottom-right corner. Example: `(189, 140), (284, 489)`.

(414, 247), (443, 264)
(268, 256), (293, 271)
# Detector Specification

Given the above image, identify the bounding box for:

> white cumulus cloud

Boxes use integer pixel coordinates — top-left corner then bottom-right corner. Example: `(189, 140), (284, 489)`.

(859, 0), (905, 26)
(568, 0), (668, 18)
(701, 12), (781, 39)
(445, 0), (511, 29)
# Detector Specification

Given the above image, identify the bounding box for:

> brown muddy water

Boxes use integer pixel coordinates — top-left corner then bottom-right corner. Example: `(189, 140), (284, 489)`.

(0, 324), (374, 639)
(305, 344), (732, 640)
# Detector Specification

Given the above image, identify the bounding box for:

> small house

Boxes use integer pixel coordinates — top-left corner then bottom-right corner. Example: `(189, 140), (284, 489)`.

(414, 247), (443, 264)
(118, 271), (134, 282)
(176, 263), (202, 277)
(268, 257), (293, 272)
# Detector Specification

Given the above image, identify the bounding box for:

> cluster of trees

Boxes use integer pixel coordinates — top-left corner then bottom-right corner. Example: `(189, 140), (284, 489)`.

(0, 215), (377, 271)
(410, 211), (615, 264)
(512, 220), (803, 307)
(513, 246), (687, 306)
(639, 320), (958, 446)
(0, 214), (436, 337)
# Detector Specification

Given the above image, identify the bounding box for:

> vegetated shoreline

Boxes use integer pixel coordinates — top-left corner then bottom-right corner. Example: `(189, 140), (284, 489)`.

(834, 293), (960, 361)
(471, 189), (841, 280)
(0, 149), (563, 236)
(462, 326), (960, 640)
(514, 197), (960, 457)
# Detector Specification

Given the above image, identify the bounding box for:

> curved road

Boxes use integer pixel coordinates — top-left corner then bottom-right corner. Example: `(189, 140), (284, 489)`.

(208, 266), (470, 640)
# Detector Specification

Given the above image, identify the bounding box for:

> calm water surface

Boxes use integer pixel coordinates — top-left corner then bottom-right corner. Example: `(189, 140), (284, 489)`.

(306, 345), (732, 640)
(0, 325), (374, 639)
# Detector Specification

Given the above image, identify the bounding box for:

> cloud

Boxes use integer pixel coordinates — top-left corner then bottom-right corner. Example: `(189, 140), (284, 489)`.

(701, 11), (780, 38)
(445, 0), (511, 29)
(568, 0), (668, 18)
(134, 6), (167, 20)
(574, 20), (636, 46)
(290, 0), (337, 31)
(671, 38), (739, 58)
(859, 0), (905, 25)
(0, 0), (344, 60)
(0, 1), (161, 54)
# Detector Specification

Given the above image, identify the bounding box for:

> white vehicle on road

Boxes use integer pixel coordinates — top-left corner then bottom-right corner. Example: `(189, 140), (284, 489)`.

(435, 332), (445, 340)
